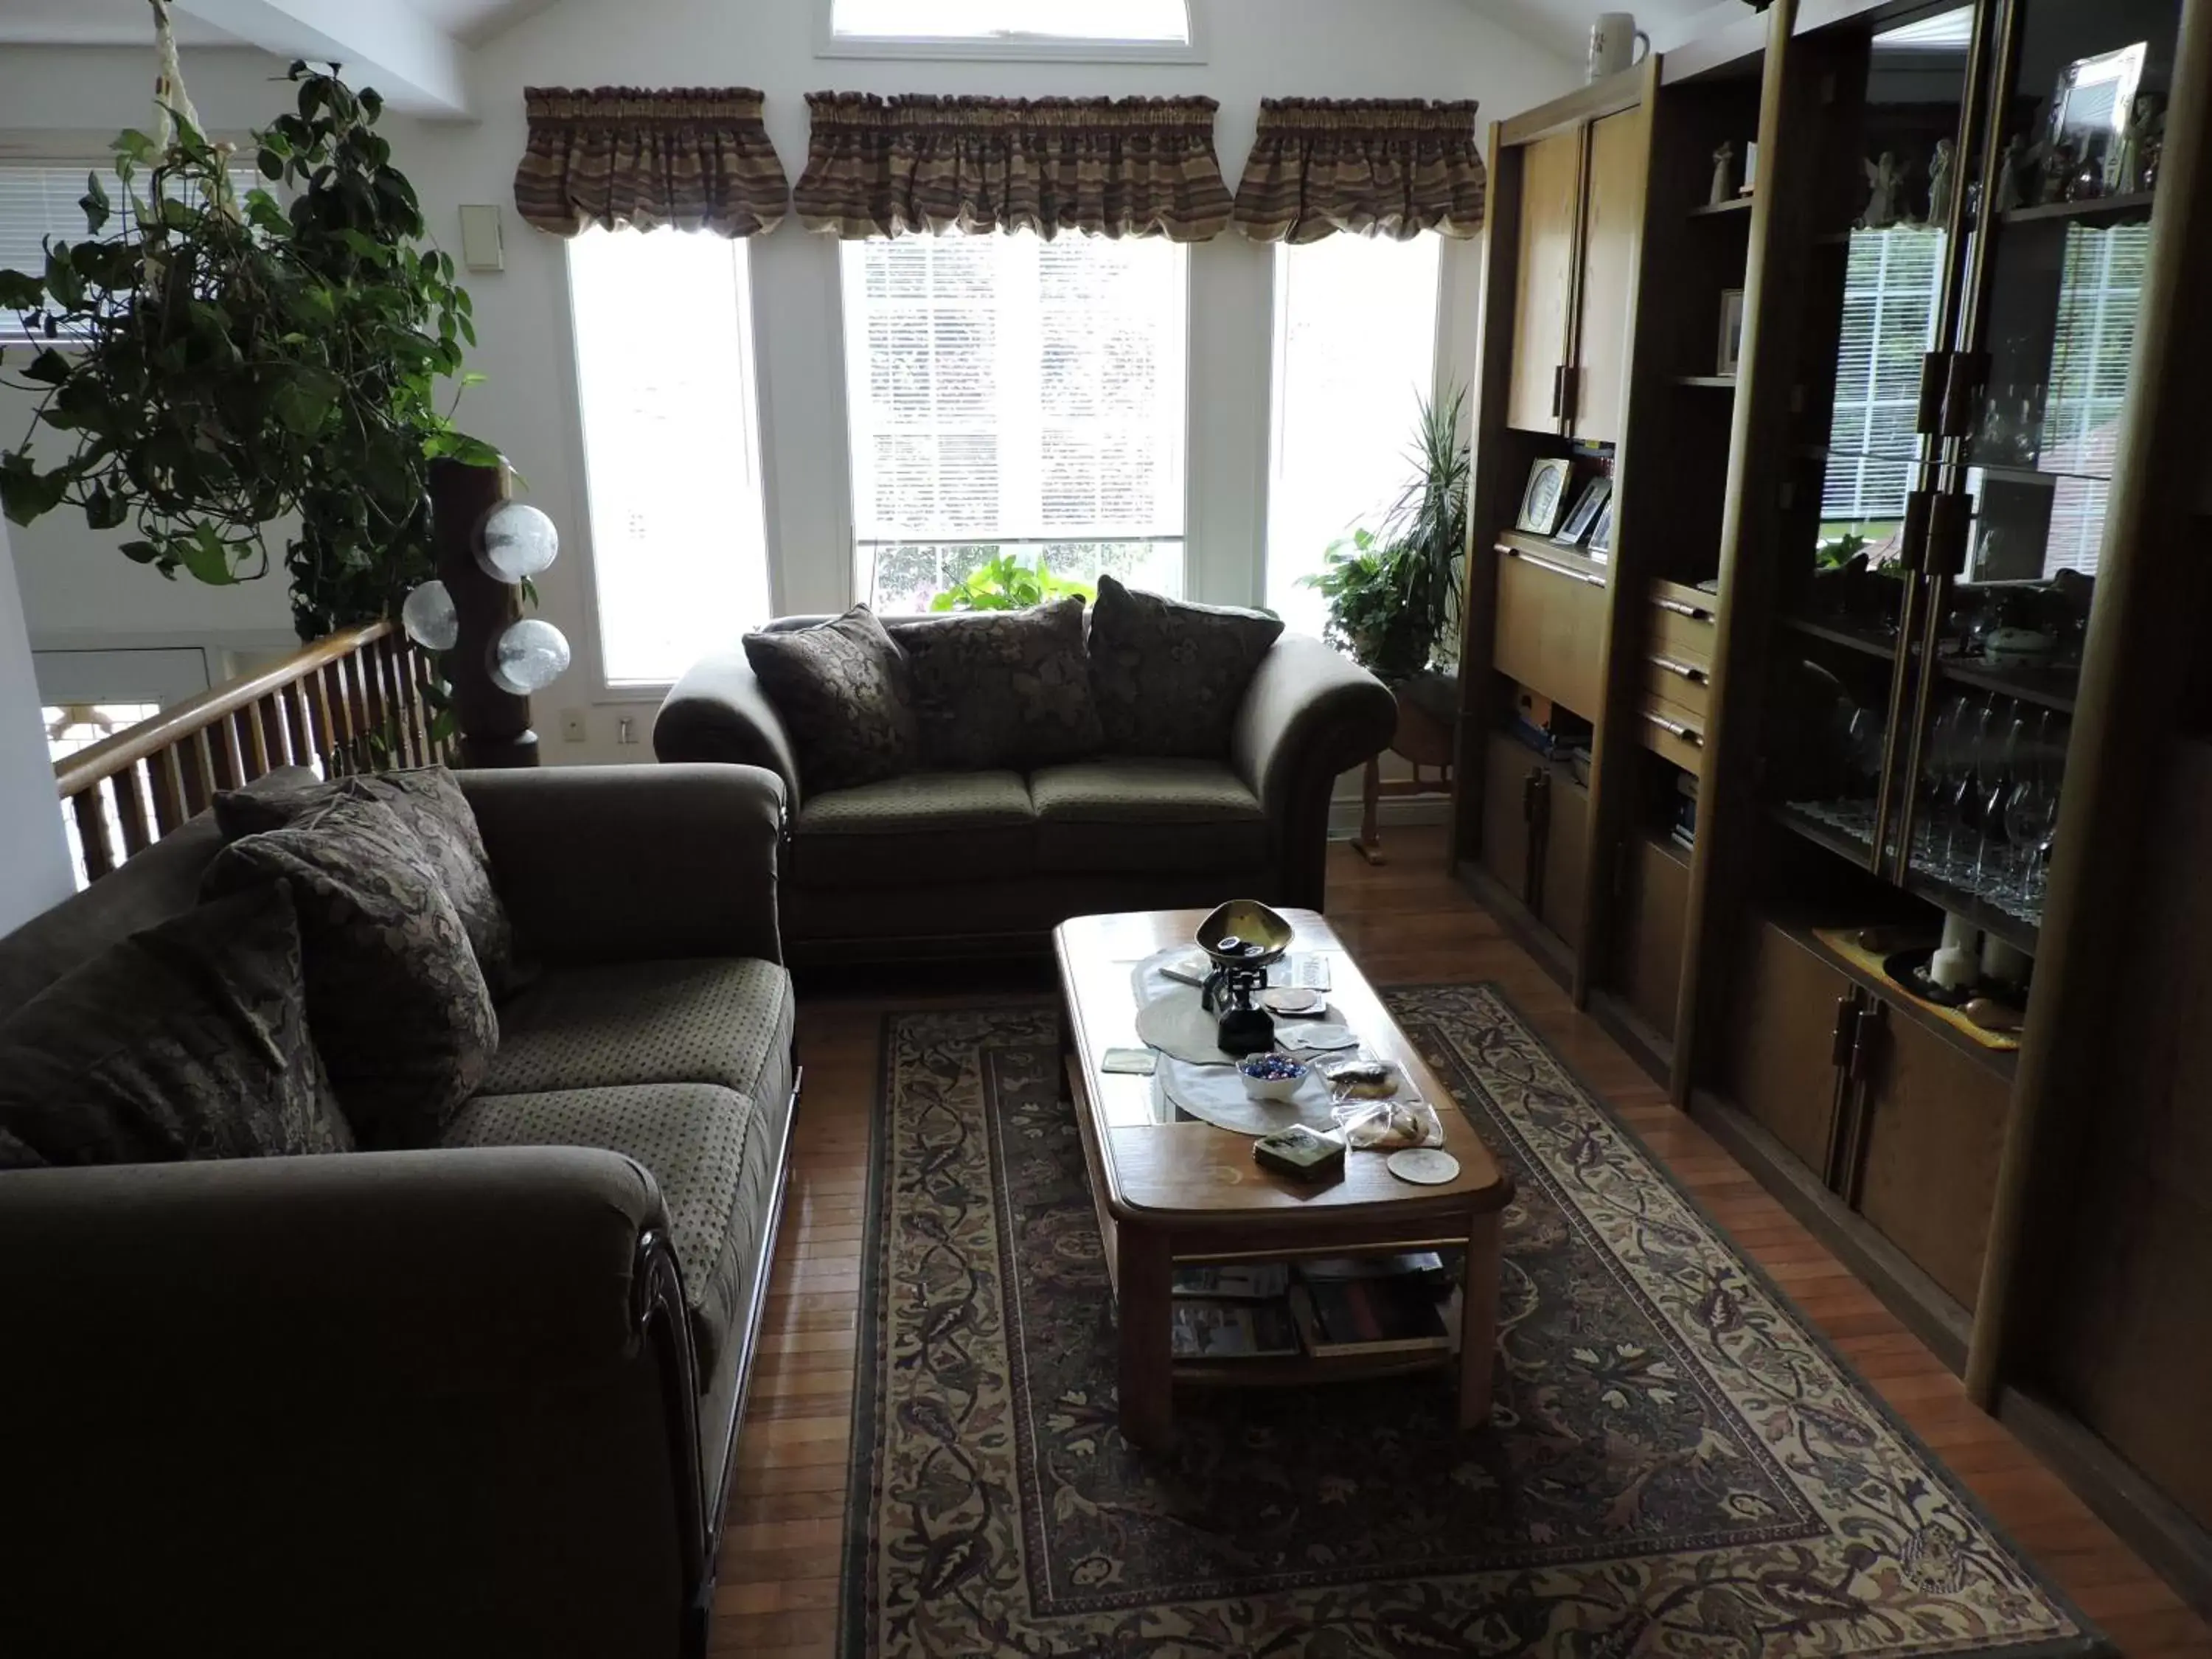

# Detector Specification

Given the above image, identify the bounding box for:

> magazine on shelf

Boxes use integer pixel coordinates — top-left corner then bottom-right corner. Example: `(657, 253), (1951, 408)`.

(1172, 1262), (1291, 1301)
(1289, 1278), (1460, 1358)
(1170, 1298), (1302, 1360)
(1298, 1251), (1447, 1282)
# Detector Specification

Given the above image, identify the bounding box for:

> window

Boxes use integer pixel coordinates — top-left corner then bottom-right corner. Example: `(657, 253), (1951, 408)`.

(2034, 221), (2147, 577)
(1265, 234), (1443, 640)
(1, 162), (259, 344)
(839, 230), (1188, 613)
(1820, 226), (1944, 531)
(822, 0), (1195, 58)
(44, 703), (162, 889)
(567, 227), (773, 686)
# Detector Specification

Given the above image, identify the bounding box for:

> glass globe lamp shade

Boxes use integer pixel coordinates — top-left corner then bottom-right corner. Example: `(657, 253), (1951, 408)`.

(399, 580), (459, 652)
(489, 617), (571, 695)
(476, 501), (559, 584)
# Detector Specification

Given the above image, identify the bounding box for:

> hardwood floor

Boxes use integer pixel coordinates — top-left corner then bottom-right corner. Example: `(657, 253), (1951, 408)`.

(714, 828), (2212, 1657)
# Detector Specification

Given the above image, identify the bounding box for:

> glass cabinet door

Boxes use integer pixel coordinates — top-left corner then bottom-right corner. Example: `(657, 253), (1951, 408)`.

(1896, 0), (2180, 944)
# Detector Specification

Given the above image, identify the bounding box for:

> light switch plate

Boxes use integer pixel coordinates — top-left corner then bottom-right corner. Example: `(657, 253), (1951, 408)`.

(459, 204), (504, 272)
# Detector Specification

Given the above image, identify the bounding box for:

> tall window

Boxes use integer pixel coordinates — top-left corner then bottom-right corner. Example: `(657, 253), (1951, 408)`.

(1820, 226), (1944, 529)
(839, 230), (1188, 613)
(567, 227), (772, 686)
(1265, 234), (1443, 640)
(2037, 221), (2147, 577)
(824, 0), (1194, 55)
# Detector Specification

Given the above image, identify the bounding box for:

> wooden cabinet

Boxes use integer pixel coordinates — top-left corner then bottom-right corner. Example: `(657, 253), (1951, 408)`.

(1480, 731), (1539, 902)
(1615, 834), (1689, 1040)
(1727, 922), (1851, 1177)
(1507, 130), (1584, 434)
(1537, 762), (1590, 947)
(1493, 549), (1607, 717)
(1573, 105), (1647, 444)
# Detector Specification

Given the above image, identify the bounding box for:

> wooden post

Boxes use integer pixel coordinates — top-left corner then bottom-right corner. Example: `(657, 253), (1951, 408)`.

(429, 456), (539, 769)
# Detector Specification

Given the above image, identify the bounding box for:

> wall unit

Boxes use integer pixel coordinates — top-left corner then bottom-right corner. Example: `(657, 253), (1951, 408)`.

(1451, 0), (2212, 1607)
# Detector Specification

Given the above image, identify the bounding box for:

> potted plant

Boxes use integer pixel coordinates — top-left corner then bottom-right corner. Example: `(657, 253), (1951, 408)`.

(1303, 386), (1470, 686)
(0, 62), (493, 640)
(930, 551), (1096, 611)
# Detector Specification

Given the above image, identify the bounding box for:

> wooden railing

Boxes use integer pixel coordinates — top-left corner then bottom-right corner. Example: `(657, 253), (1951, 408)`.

(54, 620), (454, 883)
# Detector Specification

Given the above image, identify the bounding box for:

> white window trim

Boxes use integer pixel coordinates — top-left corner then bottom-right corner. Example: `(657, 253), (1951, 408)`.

(813, 0), (1205, 62)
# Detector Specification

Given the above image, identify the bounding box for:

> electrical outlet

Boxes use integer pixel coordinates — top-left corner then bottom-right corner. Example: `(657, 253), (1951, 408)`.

(559, 708), (588, 743)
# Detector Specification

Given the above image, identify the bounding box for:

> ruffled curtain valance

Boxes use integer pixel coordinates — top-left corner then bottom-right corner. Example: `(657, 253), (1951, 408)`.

(513, 86), (791, 237)
(794, 94), (1233, 241)
(1234, 98), (1486, 243)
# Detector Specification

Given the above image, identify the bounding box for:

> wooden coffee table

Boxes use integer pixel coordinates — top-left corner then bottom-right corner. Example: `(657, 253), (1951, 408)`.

(1054, 907), (1514, 1450)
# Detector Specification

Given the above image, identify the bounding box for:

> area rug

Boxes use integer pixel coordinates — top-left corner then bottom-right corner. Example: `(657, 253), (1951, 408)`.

(840, 987), (2103, 1657)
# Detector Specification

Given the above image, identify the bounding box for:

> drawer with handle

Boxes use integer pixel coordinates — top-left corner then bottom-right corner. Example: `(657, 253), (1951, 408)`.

(1639, 692), (1706, 774)
(1644, 651), (1711, 721)
(1496, 544), (1608, 716)
(1649, 585), (1717, 668)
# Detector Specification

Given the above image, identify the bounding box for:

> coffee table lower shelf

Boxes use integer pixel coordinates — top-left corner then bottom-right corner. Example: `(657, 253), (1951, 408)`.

(1172, 1349), (1458, 1390)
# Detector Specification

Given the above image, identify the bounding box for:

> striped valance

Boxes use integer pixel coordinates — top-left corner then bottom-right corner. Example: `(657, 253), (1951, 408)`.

(513, 86), (790, 237)
(1234, 98), (1486, 243)
(794, 93), (1232, 242)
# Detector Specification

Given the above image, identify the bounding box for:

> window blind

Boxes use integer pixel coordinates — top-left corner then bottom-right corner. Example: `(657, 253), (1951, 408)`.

(1821, 226), (1944, 525)
(2039, 221), (2147, 577)
(839, 229), (1188, 611)
(829, 0), (1192, 44)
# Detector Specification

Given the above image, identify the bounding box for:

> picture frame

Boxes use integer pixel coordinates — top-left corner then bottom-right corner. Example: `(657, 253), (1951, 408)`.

(1554, 476), (1612, 546)
(1517, 457), (1573, 535)
(1587, 498), (1616, 560)
(1717, 288), (1746, 377)
(2048, 43), (2147, 187)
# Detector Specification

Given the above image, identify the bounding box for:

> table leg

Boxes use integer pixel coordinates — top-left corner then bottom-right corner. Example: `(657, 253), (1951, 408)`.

(1116, 1224), (1175, 1450)
(1353, 754), (1385, 865)
(1458, 1207), (1505, 1431)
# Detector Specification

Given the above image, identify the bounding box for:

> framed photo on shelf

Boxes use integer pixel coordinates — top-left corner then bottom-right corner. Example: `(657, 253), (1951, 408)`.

(1587, 498), (1616, 560)
(2048, 42), (2146, 187)
(1554, 476), (1612, 546)
(1717, 288), (1746, 377)
(1517, 456), (1572, 535)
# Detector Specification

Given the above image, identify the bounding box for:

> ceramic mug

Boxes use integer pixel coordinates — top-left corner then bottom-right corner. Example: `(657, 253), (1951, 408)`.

(1589, 12), (1652, 80)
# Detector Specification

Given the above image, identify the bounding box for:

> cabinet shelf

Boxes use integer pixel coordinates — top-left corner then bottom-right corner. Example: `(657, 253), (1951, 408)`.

(1688, 195), (1756, 218)
(1495, 529), (1611, 583)
(1770, 799), (1878, 869)
(1781, 614), (1898, 661)
(1933, 654), (2078, 714)
(1672, 375), (1739, 389)
(1999, 191), (2156, 229)
(1782, 921), (2020, 1085)
(1899, 863), (2040, 956)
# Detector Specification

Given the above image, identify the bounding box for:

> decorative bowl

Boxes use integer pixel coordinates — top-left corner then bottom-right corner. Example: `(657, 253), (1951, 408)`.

(1197, 899), (1294, 971)
(1238, 1052), (1307, 1101)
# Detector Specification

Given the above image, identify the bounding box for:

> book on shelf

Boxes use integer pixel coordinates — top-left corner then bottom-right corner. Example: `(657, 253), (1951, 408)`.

(1170, 1297), (1302, 1360)
(1289, 1277), (1458, 1358)
(1172, 1262), (1290, 1301)
(1298, 1251), (1447, 1282)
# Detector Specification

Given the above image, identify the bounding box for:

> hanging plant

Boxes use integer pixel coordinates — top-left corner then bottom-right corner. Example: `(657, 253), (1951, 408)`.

(0, 60), (498, 640)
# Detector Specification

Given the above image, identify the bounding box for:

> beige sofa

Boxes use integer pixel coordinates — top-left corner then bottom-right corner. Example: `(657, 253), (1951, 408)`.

(656, 625), (1397, 964)
(0, 763), (793, 1659)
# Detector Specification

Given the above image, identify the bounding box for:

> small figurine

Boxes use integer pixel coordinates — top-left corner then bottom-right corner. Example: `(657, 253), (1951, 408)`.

(2040, 138), (2075, 204)
(1861, 151), (1904, 229)
(1997, 132), (2040, 211)
(1926, 136), (1955, 225)
(2115, 94), (2162, 193)
(1710, 140), (1736, 206)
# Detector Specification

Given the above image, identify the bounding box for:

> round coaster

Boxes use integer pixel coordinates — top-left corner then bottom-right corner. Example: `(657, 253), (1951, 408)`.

(1386, 1148), (1461, 1186)
(1259, 987), (1324, 1015)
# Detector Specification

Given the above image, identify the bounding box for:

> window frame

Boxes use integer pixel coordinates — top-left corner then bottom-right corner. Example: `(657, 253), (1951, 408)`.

(813, 0), (1205, 63)
(557, 226), (779, 701)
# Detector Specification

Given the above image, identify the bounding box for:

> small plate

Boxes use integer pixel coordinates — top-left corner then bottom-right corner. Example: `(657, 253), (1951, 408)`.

(1259, 987), (1324, 1015)
(1386, 1149), (1461, 1186)
(1275, 1021), (1357, 1051)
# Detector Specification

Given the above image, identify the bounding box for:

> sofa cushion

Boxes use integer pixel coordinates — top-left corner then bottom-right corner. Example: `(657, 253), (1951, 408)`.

(789, 771), (1035, 889)
(1029, 757), (1270, 874)
(204, 793), (498, 1150)
(742, 606), (918, 796)
(886, 598), (1102, 771)
(479, 957), (793, 1110)
(0, 883), (352, 1168)
(1086, 575), (1285, 760)
(441, 1082), (763, 1375)
(214, 766), (525, 997)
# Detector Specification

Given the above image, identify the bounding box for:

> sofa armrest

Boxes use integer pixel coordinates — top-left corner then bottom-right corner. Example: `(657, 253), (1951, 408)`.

(1231, 634), (1398, 906)
(655, 647), (801, 803)
(0, 1147), (664, 1395)
(460, 762), (785, 966)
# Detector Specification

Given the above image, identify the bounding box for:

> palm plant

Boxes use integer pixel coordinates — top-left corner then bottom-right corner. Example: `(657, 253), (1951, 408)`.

(1303, 385), (1470, 684)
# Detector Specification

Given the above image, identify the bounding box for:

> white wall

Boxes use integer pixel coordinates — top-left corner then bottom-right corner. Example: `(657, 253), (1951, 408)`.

(0, 4), (1575, 762)
(0, 519), (75, 932)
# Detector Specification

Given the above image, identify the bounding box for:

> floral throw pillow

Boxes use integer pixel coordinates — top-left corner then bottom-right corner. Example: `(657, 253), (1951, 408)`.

(0, 883), (352, 1169)
(743, 606), (919, 796)
(215, 765), (524, 996)
(887, 597), (1103, 771)
(203, 793), (497, 1150)
(1086, 575), (1286, 759)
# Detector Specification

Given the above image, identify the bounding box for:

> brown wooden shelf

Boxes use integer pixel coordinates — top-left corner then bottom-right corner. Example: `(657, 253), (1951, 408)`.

(1768, 799), (1878, 870)
(1495, 529), (1610, 582)
(1688, 195), (1756, 218)
(1935, 654), (2079, 714)
(2000, 190), (2156, 228)
(1781, 919), (2019, 1085)
(1781, 613), (1899, 661)
(1174, 1348), (1455, 1388)
(1899, 863), (2040, 957)
(1672, 374), (1739, 388)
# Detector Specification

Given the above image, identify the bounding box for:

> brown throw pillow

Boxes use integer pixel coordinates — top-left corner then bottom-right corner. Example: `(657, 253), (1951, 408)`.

(743, 606), (919, 795)
(214, 765), (523, 996)
(0, 883), (352, 1169)
(1086, 575), (1285, 759)
(204, 793), (497, 1150)
(887, 597), (1102, 771)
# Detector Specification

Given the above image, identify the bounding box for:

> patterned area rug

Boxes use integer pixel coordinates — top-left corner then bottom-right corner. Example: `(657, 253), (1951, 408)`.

(841, 987), (2103, 1657)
